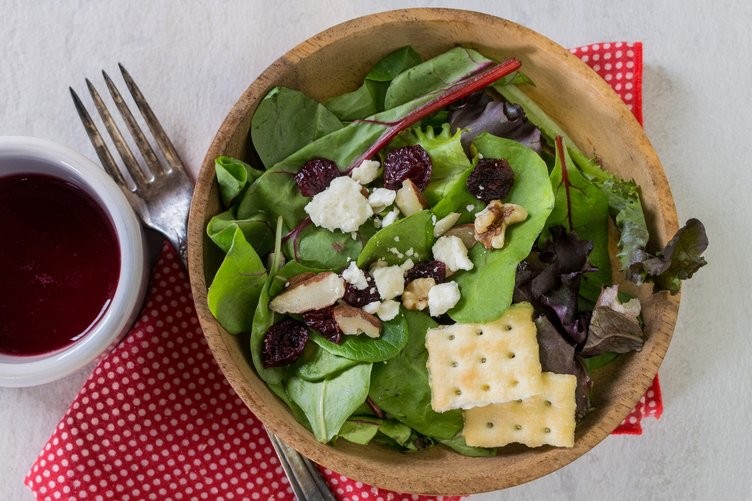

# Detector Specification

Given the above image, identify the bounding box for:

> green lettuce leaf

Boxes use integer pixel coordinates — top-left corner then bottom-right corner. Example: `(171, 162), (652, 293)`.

(206, 227), (267, 335)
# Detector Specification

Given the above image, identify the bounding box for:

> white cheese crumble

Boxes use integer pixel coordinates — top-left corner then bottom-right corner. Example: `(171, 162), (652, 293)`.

(466, 204), (475, 212)
(432, 235), (474, 272)
(368, 188), (396, 212)
(377, 299), (400, 321)
(342, 262), (368, 290)
(304, 176), (373, 233)
(371, 264), (405, 300)
(427, 281), (461, 317)
(362, 301), (381, 315)
(381, 208), (400, 227)
(350, 159), (381, 185)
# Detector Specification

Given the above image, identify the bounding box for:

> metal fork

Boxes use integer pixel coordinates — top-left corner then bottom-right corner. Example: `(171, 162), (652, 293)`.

(69, 65), (335, 501)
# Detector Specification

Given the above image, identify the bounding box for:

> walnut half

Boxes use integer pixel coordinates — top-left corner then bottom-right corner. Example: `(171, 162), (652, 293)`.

(402, 277), (437, 311)
(473, 200), (528, 249)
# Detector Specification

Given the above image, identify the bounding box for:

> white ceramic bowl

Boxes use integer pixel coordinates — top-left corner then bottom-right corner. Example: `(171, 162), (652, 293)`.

(0, 136), (148, 387)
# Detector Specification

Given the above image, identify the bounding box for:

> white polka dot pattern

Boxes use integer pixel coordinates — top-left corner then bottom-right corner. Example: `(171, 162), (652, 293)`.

(25, 42), (659, 500)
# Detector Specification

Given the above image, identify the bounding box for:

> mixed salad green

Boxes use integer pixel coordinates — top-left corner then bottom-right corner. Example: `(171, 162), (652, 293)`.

(206, 46), (707, 454)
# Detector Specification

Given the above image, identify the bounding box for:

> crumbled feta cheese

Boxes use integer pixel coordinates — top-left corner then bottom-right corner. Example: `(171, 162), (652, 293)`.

(388, 247), (404, 259)
(362, 301), (381, 315)
(427, 281), (461, 317)
(381, 208), (400, 227)
(466, 204), (475, 212)
(305, 176), (373, 232)
(351, 159), (381, 185)
(433, 212), (461, 237)
(400, 258), (415, 271)
(405, 248), (415, 257)
(367, 188), (396, 212)
(342, 262), (368, 290)
(432, 235), (474, 272)
(377, 299), (400, 321)
(371, 264), (405, 300)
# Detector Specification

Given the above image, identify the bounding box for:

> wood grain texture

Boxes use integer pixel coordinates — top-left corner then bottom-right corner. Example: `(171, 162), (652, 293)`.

(187, 8), (680, 495)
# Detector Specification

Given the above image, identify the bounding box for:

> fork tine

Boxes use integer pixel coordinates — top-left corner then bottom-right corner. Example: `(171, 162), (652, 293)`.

(118, 63), (188, 176)
(69, 86), (130, 188)
(85, 78), (153, 190)
(102, 70), (165, 178)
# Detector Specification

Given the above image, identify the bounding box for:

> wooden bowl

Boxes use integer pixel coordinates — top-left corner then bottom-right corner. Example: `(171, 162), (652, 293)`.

(188, 8), (680, 495)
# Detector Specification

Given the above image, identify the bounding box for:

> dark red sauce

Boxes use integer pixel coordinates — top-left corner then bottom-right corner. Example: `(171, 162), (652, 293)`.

(0, 173), (120, 356)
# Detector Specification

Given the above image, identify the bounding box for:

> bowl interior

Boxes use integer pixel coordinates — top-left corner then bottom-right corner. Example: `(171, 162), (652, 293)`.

(188, 8), (680, 495)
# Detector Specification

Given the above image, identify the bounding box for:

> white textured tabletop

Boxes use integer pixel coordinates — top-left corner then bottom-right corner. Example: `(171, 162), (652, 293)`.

(2, 1), (749, 500)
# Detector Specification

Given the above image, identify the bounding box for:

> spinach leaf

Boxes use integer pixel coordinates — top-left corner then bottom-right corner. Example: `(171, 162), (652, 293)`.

(207, 227), (267, 335)
(369, 310), (463, 440)
(293, 224), (363, 270)
(439, 435), (497, 457)
(206, 209), (274, 255)
(215, 156), (263, 206)
(250, 219), (287, 386)
(251, 87), (344, 168)
(429, 165), (485, 222)
(312, 312), (408, 363)
(357, 210), (434, 267)
(294, 344), (359, 382)
(543, 137), (611, 301)
(286, 362), (372, 443)
(449, 134), (555, 323)
(325, 46), (422, 121)
(336, 416), (382, 445)
(384, 47), (493, 109)
(377, 420), (414, 447)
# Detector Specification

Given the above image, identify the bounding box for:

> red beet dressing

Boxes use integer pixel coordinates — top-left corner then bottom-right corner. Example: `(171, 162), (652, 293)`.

(0, 173), (120, 356)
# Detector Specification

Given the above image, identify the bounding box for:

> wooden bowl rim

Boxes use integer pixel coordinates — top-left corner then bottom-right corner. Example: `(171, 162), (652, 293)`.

(188, 7), (680, 495)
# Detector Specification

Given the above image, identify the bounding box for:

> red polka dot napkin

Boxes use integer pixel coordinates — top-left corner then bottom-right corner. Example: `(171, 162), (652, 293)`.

(25, 42), (659, 500)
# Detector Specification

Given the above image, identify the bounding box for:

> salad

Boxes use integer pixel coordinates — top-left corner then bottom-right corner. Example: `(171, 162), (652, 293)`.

(205, 46), (707, 455)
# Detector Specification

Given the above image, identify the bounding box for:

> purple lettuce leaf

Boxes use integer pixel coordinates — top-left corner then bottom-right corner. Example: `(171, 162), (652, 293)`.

(448, 90), (542, 154)
(534, 315), (591, 420)
(581, 285), (644, 357)
(629, 218), (708, 293)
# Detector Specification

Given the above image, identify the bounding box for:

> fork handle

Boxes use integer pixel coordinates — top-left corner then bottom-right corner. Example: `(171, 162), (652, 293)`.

(267, 428), (336, 500)
(176, 245), (334, 500)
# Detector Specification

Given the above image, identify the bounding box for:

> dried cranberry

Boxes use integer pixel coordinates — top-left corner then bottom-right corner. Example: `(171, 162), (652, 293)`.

(382, 145), (432, 190)
(302, 306), (342, 344)
(261, 319), (309, 368)
(405, 260), (446, 284)
(466, 158), (515, 203)
(294, 158), (340, 197)
(343, 273), (380, 307)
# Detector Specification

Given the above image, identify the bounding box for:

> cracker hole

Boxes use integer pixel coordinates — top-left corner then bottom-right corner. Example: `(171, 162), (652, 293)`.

(454, 388), (462, 396)
(510, 380), (519, 387)
(508, 352), (516, 359)
(450, 361), (458, 368)
(544, 427), (551, 433)
(514, 424), (522, 431)
(544, 400), (552, 407)
(486, 422), (494, 429)
(475, 328), (483, 336)
(480, 357), (487, 364)
(481, 384), (490, 392)
(448, 334), (455, 341)
(504, 324), (513, 331)
(516, 399), (523, 404)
